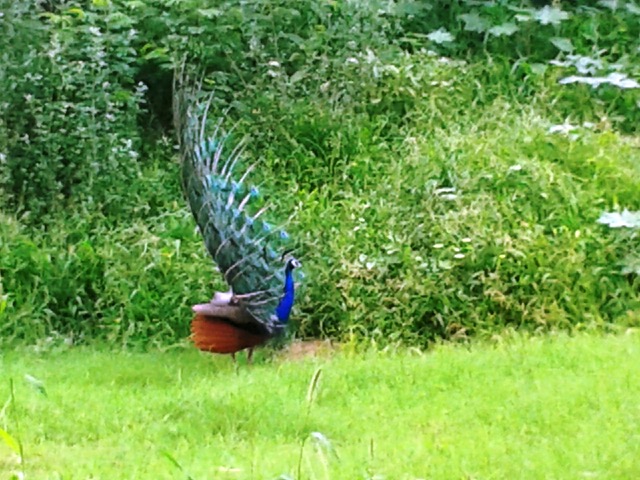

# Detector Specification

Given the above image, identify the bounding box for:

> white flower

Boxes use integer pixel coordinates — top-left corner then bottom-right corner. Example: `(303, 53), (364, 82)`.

(435, 187), (458, 200)
(430, 80), (452, 87)
(454, 253), (466, 259)
(88, 26), (102, 37)
(598, 210), (640, 228)
(365, 49), (377, 64)
(47, 47), (60, 59)
(560, 72), (640, 89)
(548, 121), (578, 135)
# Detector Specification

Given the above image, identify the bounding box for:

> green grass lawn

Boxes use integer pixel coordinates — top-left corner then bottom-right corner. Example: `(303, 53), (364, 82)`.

(1, 332), (639, 479)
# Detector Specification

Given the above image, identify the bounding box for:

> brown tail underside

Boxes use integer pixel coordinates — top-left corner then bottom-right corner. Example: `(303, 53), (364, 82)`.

(190, 315), (268, 354)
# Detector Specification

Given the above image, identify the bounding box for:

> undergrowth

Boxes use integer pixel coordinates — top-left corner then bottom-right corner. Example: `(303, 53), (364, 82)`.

(0, 1), (639, 347)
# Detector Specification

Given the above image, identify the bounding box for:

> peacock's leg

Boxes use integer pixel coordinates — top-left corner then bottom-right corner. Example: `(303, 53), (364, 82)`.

(231, 352), (236, 363)
(247, 348), (254, 364)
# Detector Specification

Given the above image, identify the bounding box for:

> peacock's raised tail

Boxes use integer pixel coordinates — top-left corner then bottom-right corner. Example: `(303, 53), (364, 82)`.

(173, 70), (301, 360)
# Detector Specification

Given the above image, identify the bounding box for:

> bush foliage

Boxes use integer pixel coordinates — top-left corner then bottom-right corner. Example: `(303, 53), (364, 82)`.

(0, 0), (639, 347)
(0, 1), (146, 217)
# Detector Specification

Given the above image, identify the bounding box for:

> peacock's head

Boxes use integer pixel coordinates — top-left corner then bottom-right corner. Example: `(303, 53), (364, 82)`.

(281, 250), (301, 273)
(287, 257), (301, 270)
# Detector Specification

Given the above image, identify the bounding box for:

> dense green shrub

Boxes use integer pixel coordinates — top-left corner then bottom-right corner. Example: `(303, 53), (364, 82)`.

(0, 0), (146, 217)
(2, 1), (638, 216)
(0, 0), (639, 347)
(114, 0), (640, 132)
(2, 89), (638, 346)
(289, 99), (640, 343)
(0, 180), (207, 347)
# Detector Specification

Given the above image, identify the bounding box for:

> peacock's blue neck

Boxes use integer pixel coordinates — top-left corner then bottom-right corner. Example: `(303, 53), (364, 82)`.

(275, 263), (296, 323)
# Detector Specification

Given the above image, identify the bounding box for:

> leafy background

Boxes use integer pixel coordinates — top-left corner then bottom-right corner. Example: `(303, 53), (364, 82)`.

(0, 0), (638, 349)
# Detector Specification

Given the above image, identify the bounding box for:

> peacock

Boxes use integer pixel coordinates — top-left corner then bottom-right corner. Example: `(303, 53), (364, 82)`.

(174, 76), (301, 362)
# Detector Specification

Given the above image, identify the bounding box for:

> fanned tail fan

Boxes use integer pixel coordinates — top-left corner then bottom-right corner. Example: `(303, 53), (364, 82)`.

(174, 69), (298, 338)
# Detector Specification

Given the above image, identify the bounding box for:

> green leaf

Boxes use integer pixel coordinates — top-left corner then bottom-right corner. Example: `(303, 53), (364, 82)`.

(550, 37), (574, 53)
(598, 0), (619, 10)
(0, 427), (20, 455)
(530, 63), (547, 75)
(197, 8), (222, 19)
(427, 28), (454, 44)
(65, 7), (85, 18)
(122, 0), (146, 8)
(0, 295), (7, 316)
(281, 33), (304, 46)
(534, 6), (569, 25)
(162, 451), (196, 480)
(289, 70), (306, 84)
(488, 23), (519, 37)
(395, 1), (432, 15)
(459, 12), (491, 33)
(515, 13), (532, 22)
(627, 2), (640, 14)
(621, 255), (640, 275)
(143, 47), (169, 61)
(306, 367), (322, 404)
